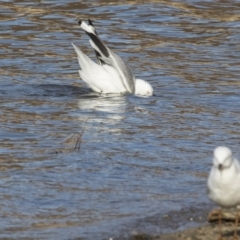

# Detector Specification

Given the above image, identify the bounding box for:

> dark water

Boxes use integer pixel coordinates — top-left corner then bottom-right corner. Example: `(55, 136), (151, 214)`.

(1, 0), (240, 239)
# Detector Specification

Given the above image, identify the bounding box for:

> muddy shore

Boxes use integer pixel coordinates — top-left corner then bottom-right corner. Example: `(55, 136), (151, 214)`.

(115, 205), (240, 240)
(127, 222), (239, 240)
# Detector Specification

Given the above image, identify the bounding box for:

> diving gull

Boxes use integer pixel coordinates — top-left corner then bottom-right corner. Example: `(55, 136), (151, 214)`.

(72, 20), (153, 96)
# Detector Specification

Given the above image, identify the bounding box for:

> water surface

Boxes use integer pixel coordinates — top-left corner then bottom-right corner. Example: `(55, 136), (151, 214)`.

(1, 0), (240, 239)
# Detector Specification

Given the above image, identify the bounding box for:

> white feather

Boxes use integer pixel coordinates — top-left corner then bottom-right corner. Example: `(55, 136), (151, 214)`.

(72, 43), (125, 93)
(207, 146), (240, 208)
(72, 20), (154, 96)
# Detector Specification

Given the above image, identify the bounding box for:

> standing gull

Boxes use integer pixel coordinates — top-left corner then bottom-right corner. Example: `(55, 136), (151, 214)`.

(72, 20), (153, 96)
(207, 146), (240, 239)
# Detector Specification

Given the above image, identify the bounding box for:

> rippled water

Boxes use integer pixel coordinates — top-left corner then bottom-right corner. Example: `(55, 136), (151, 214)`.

(1, 0), (240, 239)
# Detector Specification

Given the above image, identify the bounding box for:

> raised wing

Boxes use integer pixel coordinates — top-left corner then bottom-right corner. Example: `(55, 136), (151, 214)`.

(79, 20), (136, 94)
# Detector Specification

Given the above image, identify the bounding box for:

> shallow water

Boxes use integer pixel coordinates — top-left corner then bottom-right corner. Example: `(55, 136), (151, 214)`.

(1, 0), (240, 239)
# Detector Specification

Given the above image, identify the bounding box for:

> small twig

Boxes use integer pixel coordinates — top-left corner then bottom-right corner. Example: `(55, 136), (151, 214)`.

(74, 113), (92, 151)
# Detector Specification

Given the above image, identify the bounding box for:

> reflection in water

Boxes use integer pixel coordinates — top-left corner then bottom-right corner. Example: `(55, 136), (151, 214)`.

(77, 95), (127, 122)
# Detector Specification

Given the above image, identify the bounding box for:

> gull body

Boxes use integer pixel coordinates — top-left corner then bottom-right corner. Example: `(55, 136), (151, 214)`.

(207, 146), (240, 239)
(207, 146), (240, 208)
(72, 20), (153, 97)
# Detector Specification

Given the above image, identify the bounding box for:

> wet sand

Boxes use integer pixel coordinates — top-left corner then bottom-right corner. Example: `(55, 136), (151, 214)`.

(127, 222), (239, 240)
(117, 207), (240, 240)
(159, 223), (239, 240)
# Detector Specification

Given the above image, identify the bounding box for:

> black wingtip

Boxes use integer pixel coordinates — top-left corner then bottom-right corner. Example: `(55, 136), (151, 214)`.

(77, 19), (109, 58)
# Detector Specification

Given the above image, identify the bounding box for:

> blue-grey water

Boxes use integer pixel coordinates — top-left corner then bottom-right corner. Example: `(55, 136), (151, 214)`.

(1, 0), (240, 239)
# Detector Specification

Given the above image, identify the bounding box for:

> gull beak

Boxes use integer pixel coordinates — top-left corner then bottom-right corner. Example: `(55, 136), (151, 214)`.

(218, 164), (223, 171)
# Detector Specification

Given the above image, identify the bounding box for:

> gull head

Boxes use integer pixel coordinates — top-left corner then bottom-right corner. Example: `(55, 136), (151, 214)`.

(213, 146), (233, 171)
(135, 79), (153, 97)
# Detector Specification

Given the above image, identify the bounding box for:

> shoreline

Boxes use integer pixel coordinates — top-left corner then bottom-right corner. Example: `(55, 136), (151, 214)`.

(114, 206), (240, 240)
(127, 222), (239, 240)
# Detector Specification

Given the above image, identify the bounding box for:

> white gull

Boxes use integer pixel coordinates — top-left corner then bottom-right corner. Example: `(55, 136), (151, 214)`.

(207, 146), (240, 239)
(72, 20), (153, 96)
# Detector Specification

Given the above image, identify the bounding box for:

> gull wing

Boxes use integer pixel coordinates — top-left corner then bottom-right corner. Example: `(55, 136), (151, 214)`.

(86, 19), (105, 66)
(79, 20), (136, 94)
(72, 43), (126, 93)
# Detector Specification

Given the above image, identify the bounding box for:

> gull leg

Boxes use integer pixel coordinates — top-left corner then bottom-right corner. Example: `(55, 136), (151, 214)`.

(233, 211), (239, 240)
(218, 208), (223, 240)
